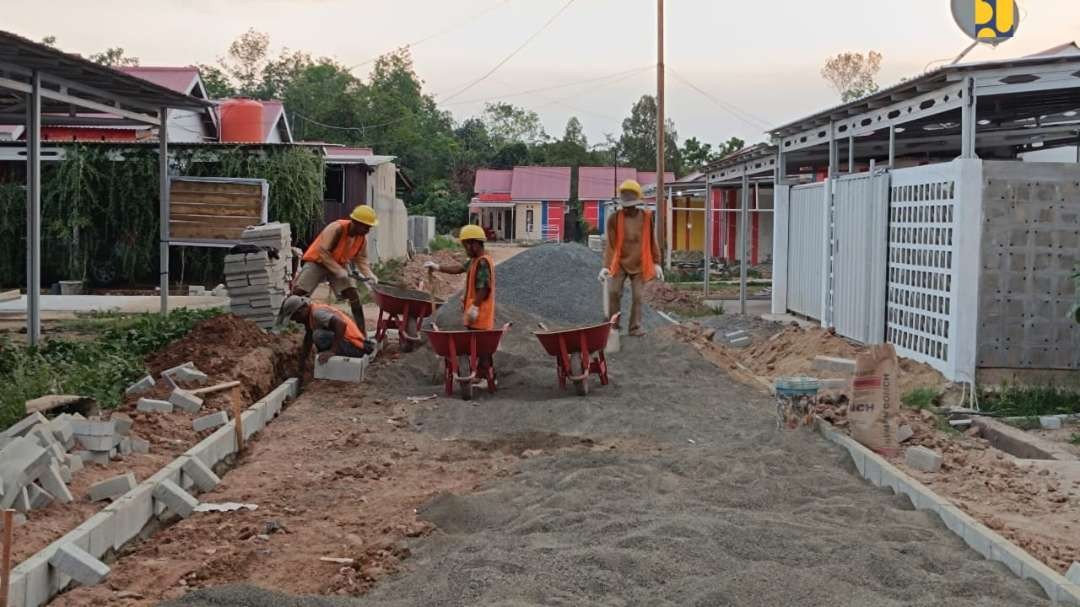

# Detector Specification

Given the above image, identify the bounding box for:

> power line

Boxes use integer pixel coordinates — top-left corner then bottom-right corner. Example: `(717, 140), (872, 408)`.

(440, 0), (579, 103)
(667, 68), (773, 132)
(444, 64), (654, 107)
(347, 0), (516, 72)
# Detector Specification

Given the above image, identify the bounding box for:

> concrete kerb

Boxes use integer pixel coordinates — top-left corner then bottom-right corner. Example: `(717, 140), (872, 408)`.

(6, 377), (299, 607)
(815, 417), (1080, 606)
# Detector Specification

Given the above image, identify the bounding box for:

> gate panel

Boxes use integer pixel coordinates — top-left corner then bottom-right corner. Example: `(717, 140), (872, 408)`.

(831, 172), (890, 343)
(786, 182), (826, 319)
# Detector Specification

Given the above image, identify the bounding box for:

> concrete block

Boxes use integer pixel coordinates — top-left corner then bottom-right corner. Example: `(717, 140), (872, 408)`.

(172, 366), (209, 386)
(169, 389), (204, 413)
(5, 569), (25, 607)
(193, 410), (229, 433)
(0, 411), (49, 439)
(66, 452), (83, 472)
(813, 355), (856, 374)
(29, 425), (58, 451)
(59, 464), (72, 483)
(103, 483), (153, 549)
(729, 336), (752, 348)
(111, 414), (133, 436)
(0, 436), (52, 508)
(50, 543), (110, 586)
(185, 424), (237, 469)
(131, 436), (150, 454)
(896, 425), (914, 443)
(26, 482), (53, 509)
(905, 446), (943, 473)
(314, 355), (367, 383)
(74, 434), (114, 452)
(240, 408), (266, 440)
(0, 511), (27, 530)
(73, 450), (110, 466)
(118, 436), (132, 456)
(161, 361), (195, 378)
(1040, 415), (1064, 430)
(48, 415), (74, 445)
(283, 377), (299, 399)
(124, 374), (156, 396)
(137, 398), (174, 414)
(17, 550), (52, 607)
(1068, 563), (1080, 585)
(37, 462), (74, 504)
(153, 478), (198, 519)
(181, 456), (221, 492)
(88, 473), (136, 502)
(13, 486), (30, 512)
(71, 419), (115, 437)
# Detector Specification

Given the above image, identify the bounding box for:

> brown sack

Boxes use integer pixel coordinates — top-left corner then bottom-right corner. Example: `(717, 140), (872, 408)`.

(848, 344), (900, 456)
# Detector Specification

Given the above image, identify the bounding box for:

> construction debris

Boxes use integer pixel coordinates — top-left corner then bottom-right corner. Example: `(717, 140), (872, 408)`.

(153, 478), (198, 519)
(125, 374), (156, 396)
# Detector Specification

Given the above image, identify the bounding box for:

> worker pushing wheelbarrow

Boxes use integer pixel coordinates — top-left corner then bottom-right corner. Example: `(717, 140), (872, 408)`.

(533, 313), (619, 396)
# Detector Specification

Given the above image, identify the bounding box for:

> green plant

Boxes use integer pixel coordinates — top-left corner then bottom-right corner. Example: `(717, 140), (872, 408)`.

(981, 383), (1080, 418)
(1006, 416), (1042, 431)
(429, 234), (462, 252)
(902, 387), (939, 410)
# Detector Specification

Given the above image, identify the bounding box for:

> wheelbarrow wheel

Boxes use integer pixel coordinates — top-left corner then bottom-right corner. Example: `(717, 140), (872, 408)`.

(459, 356), (474, 401)
(573, 352), (589, 396)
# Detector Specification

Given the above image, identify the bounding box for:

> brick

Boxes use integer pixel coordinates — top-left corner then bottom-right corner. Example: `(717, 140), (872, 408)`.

(111, 414), (133, 436)
(66, 452), (84, 472)
(131, 436), (150, 454)
(193, 410), (229, 433)
(26, 482), (53, 509)
(88, 473), (136, 502)
(36, 462), (74, 503)
(905, 446), (943, 473)
(49, 543), (110, 586)
(0, 436), (52, 508)
(315, 355), (367, 383)
(171, 366), (210, 386)
(153, 478), (198, 519)
(0, 411), (48, 439)
(181, 456), (221, 492)
(813, 355), (856, 374)
(169, 389), (204, 413)
(137, 398), (174, 414)
(124, 374), (156, 396)
(1040, 416), (1064, 430)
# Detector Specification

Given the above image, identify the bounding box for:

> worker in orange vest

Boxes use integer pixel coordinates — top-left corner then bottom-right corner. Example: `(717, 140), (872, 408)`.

(293, 205), (379, 327)
(423, 225), (496, 372)
(276, 294), (373, 380)
(598, 180), (664, 337)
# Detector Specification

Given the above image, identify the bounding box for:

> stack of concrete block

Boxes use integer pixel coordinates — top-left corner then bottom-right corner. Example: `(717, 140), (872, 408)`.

(225, 249), (288, 329)
(239, 222), (297, 285)
(0, 414), (86, 514)
(408, 216), (436, 252)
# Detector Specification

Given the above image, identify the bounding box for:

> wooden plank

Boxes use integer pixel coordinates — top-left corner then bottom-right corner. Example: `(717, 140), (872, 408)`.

(169, 203), (263, 218)
(171, 181), (263, 196)
(170, 192), (264, 207)
(169, 222), (246, 241)
(170, 214), (261, 228)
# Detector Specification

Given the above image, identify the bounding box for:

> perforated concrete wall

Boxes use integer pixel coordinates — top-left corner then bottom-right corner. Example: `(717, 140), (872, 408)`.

(978, 161), (1080, 370)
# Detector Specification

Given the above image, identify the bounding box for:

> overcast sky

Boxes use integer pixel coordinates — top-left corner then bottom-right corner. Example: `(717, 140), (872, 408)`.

(5, 0), (1079, 148)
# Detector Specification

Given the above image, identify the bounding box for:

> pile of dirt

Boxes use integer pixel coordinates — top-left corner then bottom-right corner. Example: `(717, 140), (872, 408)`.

(642, 281), (707, 314)
(400, 251), (467, 300)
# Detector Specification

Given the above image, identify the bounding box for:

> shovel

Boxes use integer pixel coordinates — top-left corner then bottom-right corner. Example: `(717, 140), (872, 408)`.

(602, 274), (621, 353)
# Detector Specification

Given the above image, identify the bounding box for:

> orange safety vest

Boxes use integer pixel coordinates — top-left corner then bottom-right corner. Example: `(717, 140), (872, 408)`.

(607, 209), (657, 281)
(308, 303), (366, 349)
(463, 254), (496, 331)
(302, 220), (366, 266)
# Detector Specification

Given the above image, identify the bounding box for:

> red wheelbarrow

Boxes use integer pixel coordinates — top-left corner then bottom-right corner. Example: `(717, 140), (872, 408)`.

(532, 314), (619, 396)
(371, 284), (445, 353)
(424, 324), (512, 400)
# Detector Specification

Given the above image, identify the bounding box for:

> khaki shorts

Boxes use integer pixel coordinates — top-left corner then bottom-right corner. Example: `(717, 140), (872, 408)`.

(294, 262), (353, 295)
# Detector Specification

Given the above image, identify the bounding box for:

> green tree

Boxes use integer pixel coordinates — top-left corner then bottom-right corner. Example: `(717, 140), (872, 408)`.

(821, 51), (883, 103)
(89, 48), (139, 67)
(482, 102), (548, 146)
(562, 116), (587, 148)
(197, 64), (235, 98)
(41, 35), (57, 47)
(618, 95), (681, 175)
(223, 28), (271, 96)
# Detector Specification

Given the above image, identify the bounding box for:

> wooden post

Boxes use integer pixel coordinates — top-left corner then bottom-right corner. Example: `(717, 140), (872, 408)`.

(656, 0), (667, 263)
(232, 391), (244, 453)
(1, 509), (13, 607)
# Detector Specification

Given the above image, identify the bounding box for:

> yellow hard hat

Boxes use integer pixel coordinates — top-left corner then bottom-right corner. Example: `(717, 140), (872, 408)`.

(458, 225), (487, 242)
(618, 179), (643, 199)
(349, 205), (379, 227)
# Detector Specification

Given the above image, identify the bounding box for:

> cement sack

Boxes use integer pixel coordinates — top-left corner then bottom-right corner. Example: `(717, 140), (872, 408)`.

(849, 344), (900, 456)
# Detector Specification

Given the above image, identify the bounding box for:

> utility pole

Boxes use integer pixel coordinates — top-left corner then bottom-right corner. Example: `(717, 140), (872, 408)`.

(656, 0), (667, 263)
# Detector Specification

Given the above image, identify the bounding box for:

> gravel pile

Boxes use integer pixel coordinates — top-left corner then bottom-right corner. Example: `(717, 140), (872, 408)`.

(432, 243), (664, 330)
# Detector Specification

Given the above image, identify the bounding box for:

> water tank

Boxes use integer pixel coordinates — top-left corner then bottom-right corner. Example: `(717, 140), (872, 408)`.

(219, 98), (264, 142)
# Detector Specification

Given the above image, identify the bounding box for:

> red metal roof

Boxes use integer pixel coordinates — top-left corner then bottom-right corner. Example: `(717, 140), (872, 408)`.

(510, 166), (571, 201)
(117, 66), (200, 95)
(578, 167), (640, 200)
(636, 171), (676, 188)
(474, 169), (513, 194)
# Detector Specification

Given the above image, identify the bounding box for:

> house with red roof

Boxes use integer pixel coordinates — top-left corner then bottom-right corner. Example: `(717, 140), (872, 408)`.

(578, 167), (674, 234)
(470, 166), (571, 241)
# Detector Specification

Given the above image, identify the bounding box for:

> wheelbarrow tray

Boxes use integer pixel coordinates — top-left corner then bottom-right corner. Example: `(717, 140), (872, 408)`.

(532, 315), (617, 395)
(372, 284), (445, 351)
(423, 324), (512, 400)
(533, 319), (615, 357)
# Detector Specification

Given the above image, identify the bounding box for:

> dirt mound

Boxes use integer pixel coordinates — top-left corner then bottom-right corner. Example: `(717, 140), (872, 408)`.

(147, 315), (276, 377)
(643, 281), (700, 308)
(401, 250), (467, 300)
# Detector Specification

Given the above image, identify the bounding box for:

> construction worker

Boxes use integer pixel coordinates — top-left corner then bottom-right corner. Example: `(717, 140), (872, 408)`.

(598, 180), (664, 337)
(424, 225), (496, 372)
(276, 294), (373, 378)
(293, 205), (379, 327)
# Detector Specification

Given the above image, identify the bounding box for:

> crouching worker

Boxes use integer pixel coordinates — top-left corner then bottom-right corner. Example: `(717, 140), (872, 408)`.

(293, 205), (379, 326)
(277, 295), (374, 376)
(423, 225), (496, 373)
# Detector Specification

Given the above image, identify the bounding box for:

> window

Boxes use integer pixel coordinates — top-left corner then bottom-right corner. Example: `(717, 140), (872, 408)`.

(526, 209), (535, 233)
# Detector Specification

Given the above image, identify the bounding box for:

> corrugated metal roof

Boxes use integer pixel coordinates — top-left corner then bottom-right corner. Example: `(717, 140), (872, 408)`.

(474, 169), (513, 194)
(510, 166), (571, 201)
(325, 147), (374, 157)
(578, 166), (639, 200)
(116, 66), (200, 96)
(636, 171), (675, 188)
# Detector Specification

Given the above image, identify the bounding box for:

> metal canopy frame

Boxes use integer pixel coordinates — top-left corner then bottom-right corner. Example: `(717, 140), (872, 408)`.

(0, 29), (213, 345)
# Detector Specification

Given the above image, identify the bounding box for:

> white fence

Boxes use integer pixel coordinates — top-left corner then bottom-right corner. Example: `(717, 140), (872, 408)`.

(831, 171), (890, 344)
(784, 182), (827, 320)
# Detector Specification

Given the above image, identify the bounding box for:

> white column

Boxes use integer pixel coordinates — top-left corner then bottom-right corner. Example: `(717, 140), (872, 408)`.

(771, 185), (790, 315)
(951, 158), (984, 383)
(26, 70), (42, 345)
(703, 178), (711, 299)
(739, 169), (749, 315)
(961, 76), (977, 159)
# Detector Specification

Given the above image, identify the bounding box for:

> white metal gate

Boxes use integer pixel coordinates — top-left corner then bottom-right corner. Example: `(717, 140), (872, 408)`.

(830, 171), (890, 344)
(786, 182), (826, 319)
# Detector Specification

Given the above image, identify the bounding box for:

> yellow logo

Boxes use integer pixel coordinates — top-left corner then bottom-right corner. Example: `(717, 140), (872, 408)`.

(952, 0), (1019, 45)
